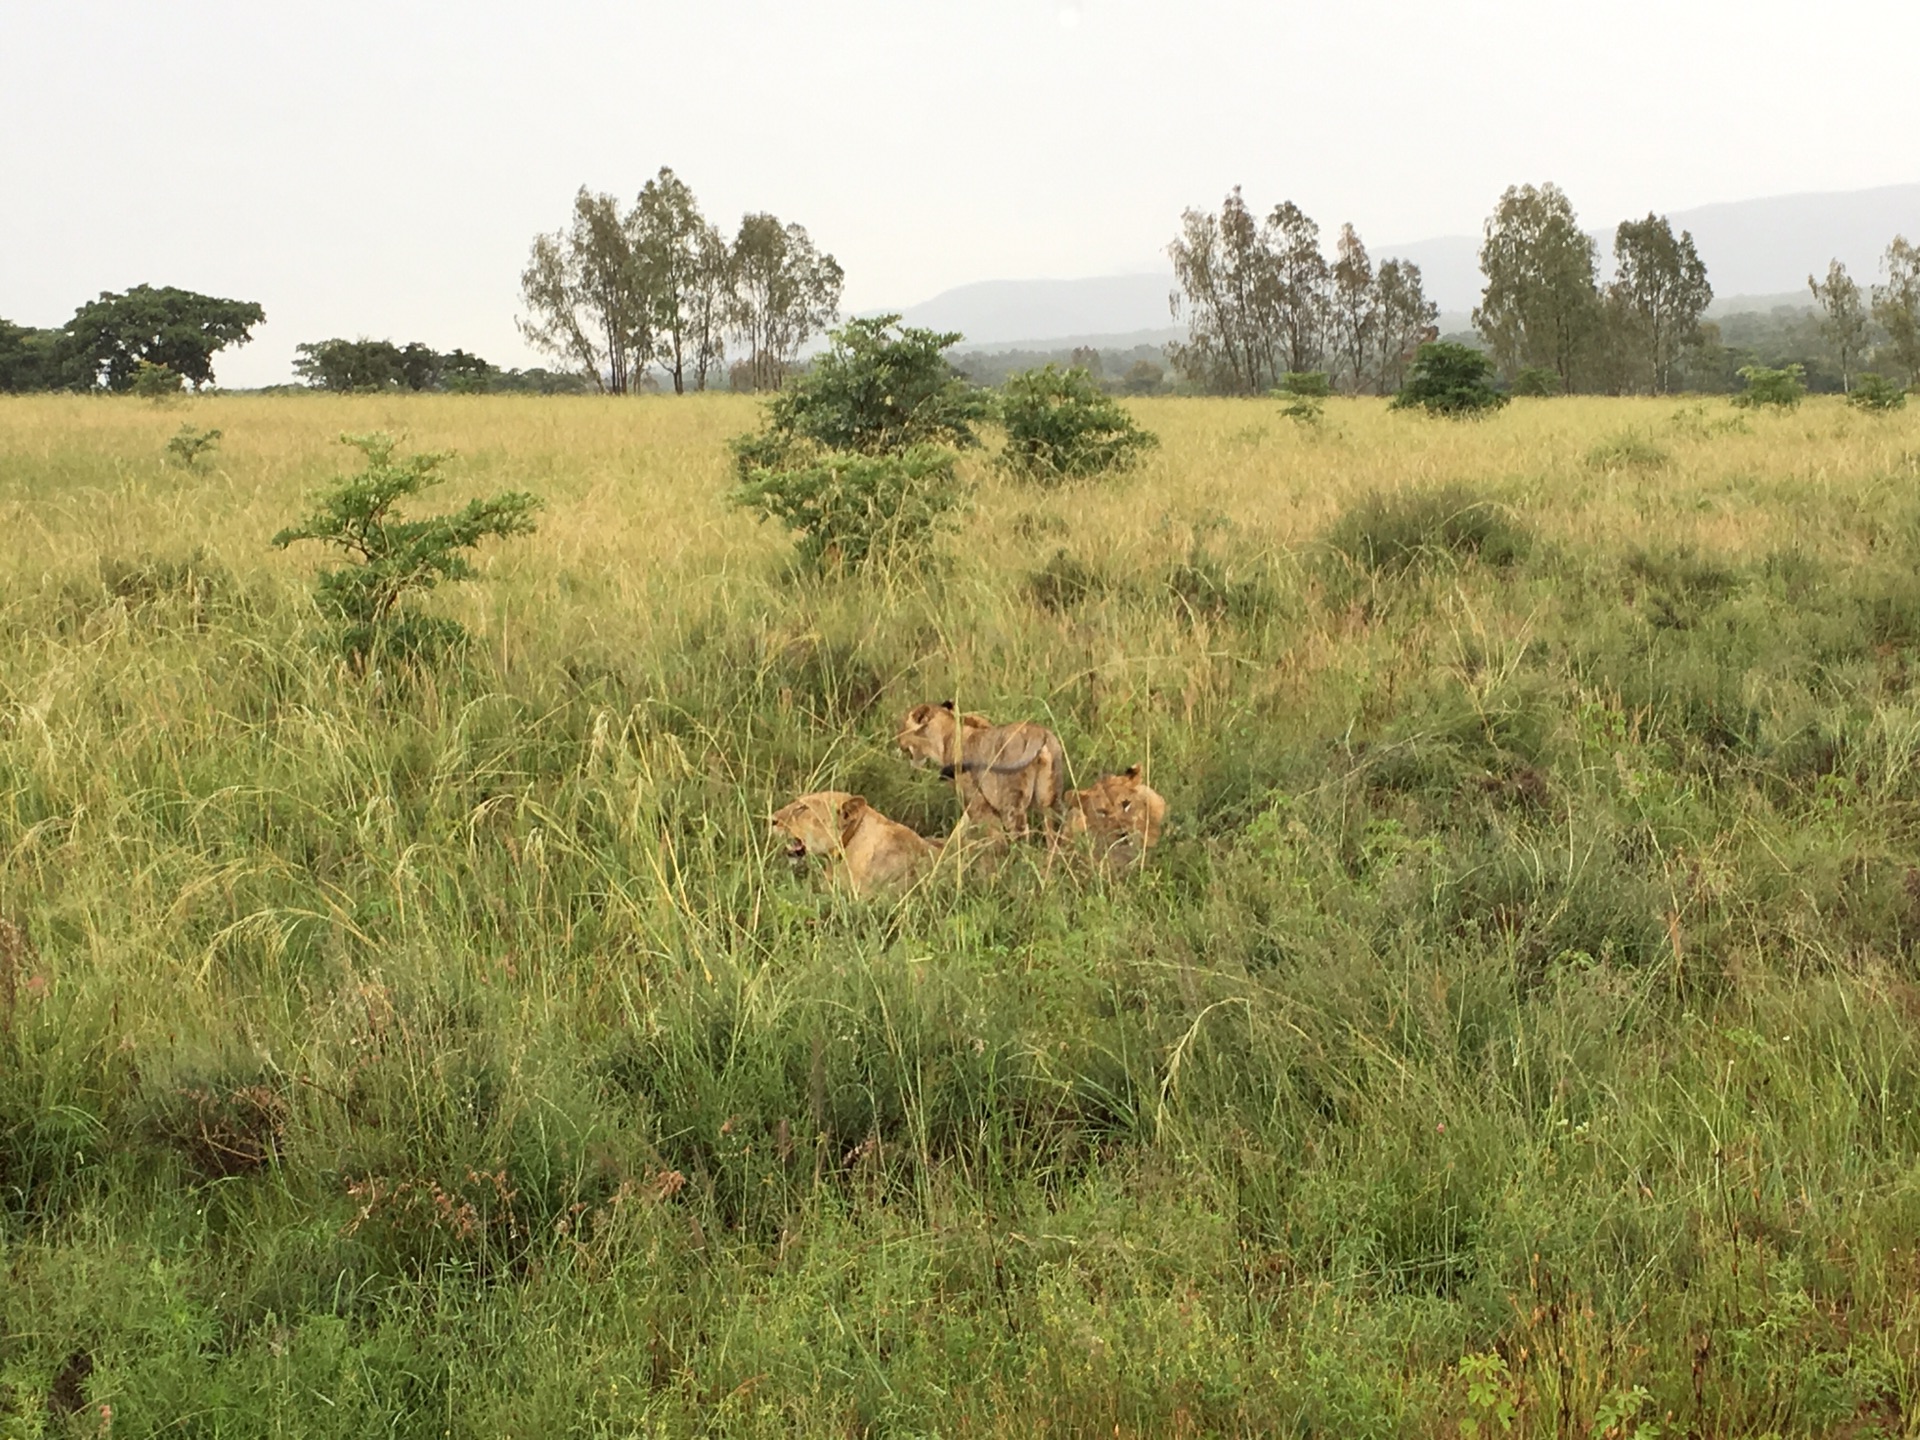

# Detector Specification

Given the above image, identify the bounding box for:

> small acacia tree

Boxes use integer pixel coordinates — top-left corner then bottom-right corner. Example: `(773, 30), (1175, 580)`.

(728, 318), (987, 570)
(274, 433), (540, 661)
(998, 365), (1158, 484)
(1731, 363), (1805, 409)
(1391, 342), (1508, 417)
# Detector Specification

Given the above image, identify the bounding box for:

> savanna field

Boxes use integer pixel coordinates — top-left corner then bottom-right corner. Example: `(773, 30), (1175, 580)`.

(7, 391), (1920, 1437)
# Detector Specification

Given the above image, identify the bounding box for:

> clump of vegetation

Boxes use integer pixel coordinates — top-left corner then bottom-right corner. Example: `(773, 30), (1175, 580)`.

(1732, 362), (1805, 409)
(1848, 372), (1908, 413)
(729, 317), (988, 568)
(1510, 365), (1560, 397)
(997, 364), (1157, 484)
(1321, 484), (1531, 580)
(1272, 371), (1328, 429)
(138, 1065), (288, 1181)
(1279, 370), (1330, 398)
(164, 424), (221, 467)
(1390, 342), (1509, 417)
(130, 359), (184, 402)
(730, 446), (962, 571)
(1585, 430), (1669, 470)
(272, 432), (540, 661)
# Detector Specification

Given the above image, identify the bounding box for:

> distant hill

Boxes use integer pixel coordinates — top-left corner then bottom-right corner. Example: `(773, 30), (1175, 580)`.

(899, 183), (1919, 353)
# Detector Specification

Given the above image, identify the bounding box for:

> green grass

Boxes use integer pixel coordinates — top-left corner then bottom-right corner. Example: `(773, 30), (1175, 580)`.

(3, 393), (1920, 1436)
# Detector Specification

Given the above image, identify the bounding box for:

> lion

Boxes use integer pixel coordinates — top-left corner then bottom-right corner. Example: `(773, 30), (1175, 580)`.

(770, 790), (941, 895)
(1063, 765), (1167, 871)
(895, 700), (1068, 838)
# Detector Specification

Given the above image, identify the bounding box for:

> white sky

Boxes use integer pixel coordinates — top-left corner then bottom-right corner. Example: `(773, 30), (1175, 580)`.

(5, 0), (1917, 387)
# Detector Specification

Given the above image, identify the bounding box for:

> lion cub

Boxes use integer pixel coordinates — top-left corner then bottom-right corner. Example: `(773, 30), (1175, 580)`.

(896, 701), (1067, 838)
(1063, 765), (1167, 871)
(771, 791), (941, 896)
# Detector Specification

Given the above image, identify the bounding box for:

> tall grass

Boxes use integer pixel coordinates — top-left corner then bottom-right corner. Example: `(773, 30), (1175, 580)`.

(3, 392), (1920, 1435)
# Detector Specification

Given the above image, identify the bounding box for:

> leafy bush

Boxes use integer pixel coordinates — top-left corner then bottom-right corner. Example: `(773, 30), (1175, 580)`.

(996, 364), (1158, 484)
(730, 445), (963, 571)
(1848, 372), (1908, 412)
(732, 315), (990, 476)
(1511, 366), (1560, 397)
(1732, 363), (1805, 409)
(1321, 485), (1531, 580)
(164, 424), (221, 467)
(131, 359), (184, 400)
(1390, 342), (1509, 417)
(272, 433), (540, 661)
(1279, 370), (1331, 398)
(1585, 431), (1670, 470)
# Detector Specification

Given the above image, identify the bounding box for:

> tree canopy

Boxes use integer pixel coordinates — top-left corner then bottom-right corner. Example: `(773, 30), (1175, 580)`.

(63, 284), (264, 391)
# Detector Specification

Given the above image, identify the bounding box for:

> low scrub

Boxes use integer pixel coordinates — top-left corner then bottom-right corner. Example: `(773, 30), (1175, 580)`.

(1321, 484), (1532, 581)
(731, 445), (964, 571)
(996, 364), (1157, 484)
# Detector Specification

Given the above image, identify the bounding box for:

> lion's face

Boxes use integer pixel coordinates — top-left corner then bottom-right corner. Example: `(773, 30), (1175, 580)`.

(1068, 766), (1167, 850)
(895, 703), (959, 769)
(770, 791), (860, 860)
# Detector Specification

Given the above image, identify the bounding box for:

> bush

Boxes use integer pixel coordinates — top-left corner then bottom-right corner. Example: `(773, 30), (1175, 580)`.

(1585, 431), (1669, 470)
(164, 424), (221, 468)
(730, 445), (964, 571)
(1321, 485), (1531, 581)
(272, 433), (540, 662)
(1511, 366), (1560, 397)
(732, 315), (990, 476)
(1390, 342), (1509, 417)
(996, 364), (1158, 484)
(1732, 363), (1805, 409)
(1848, 372), (1908, 413)
(130, 360), (184, 400)
(1279, 370), (1331, 398)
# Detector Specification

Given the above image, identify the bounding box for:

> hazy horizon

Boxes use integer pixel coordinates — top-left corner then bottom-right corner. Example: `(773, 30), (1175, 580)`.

(7, 0), (1918, 387)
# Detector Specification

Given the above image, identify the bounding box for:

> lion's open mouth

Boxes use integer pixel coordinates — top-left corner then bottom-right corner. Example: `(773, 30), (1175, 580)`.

(785, 840), (807, 860)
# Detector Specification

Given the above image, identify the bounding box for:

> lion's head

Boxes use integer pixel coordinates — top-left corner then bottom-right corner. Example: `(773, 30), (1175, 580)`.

(895, 701), (986, 770)
(770, 791), (869, 861)
(1065, 765), (1167, 858)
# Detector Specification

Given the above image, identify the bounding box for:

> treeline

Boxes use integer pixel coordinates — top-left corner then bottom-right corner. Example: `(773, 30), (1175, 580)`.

(0, 285), (264, 394)
(517, 167), (842, 395)
(1167, 181), (1920, 397)
(290, 338), (589, 395)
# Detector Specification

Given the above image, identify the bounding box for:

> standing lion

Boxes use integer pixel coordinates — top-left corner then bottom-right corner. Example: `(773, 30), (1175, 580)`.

(895, 700), (1068, 839)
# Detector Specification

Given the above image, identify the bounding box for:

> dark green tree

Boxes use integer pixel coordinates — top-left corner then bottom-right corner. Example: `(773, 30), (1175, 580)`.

(62, 285), (264, 391)
(0, 320), (81, 392)
(293, 339), (407, 391)
(1391, 341), (1509, 417)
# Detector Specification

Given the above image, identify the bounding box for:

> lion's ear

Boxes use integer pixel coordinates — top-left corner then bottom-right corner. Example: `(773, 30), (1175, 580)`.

(940, 699), (955, 711)
(839, 796), (869, 844)
(1123, 764), (1143, 780)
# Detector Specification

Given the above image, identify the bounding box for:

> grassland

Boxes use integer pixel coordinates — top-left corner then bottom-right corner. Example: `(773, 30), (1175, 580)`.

(4, 391), (1920, 1437)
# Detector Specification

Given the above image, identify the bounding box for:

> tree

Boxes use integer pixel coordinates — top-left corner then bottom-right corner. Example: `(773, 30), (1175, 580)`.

(1872, 236), (1920, 388)
(1391, 341), (1508, 417)
(733, 316), (989, 473)
(62, 284), (264, 391)
(1120, 359), (1164, 395)
(728, 213), (843, 391)
(686, 223), (733, 391)
(1168, 188), (1279, 395)
(635, 167), (728, 396)
(1475, 183), (1601, 392)
(1269, 201), (1329, 376)
(1372, 259), (1439, 395)
(1328, 224), (1377, 394)
(998, 365), (1157, 484)
(519, 188), (651, 394)
(273, 433), (540, 661)
(1069, 345), (1104, 377)
(1809, 260), (1869, 393)
(1610, 214), (1712, 395)
(0, 319), (79, 392)
(440, 350), (497, 394)
(294, 339), (406, 391)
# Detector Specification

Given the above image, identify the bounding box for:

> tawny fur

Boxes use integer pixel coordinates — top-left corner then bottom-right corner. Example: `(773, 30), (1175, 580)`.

(771, 790), (941, 896)
(1063, 765), (1167, 871)
(895, 701), (1068, 838)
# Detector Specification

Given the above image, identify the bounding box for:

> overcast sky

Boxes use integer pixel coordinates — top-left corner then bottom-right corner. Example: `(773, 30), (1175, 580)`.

(6, 0), (1917, 387)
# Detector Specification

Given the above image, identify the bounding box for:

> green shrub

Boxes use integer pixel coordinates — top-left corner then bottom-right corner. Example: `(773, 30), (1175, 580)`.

(272, 433), (540, 662)
(1848, 372), (1908, 412)
(130, 359), (183, 401)
(1585, 431), (1670, 470)
(1732, 363), (1805, 409)
(731, 315), (989, 477)
(164, 424), (221, 467)
(996, 364), (1158, 484)
(1279, 370), (1331, 398)
(1511, 366), (1560, 397)
(1390, 342), (1509, 417)
(730, 445), (963, 571)
(1321, 485), (1531, 580)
